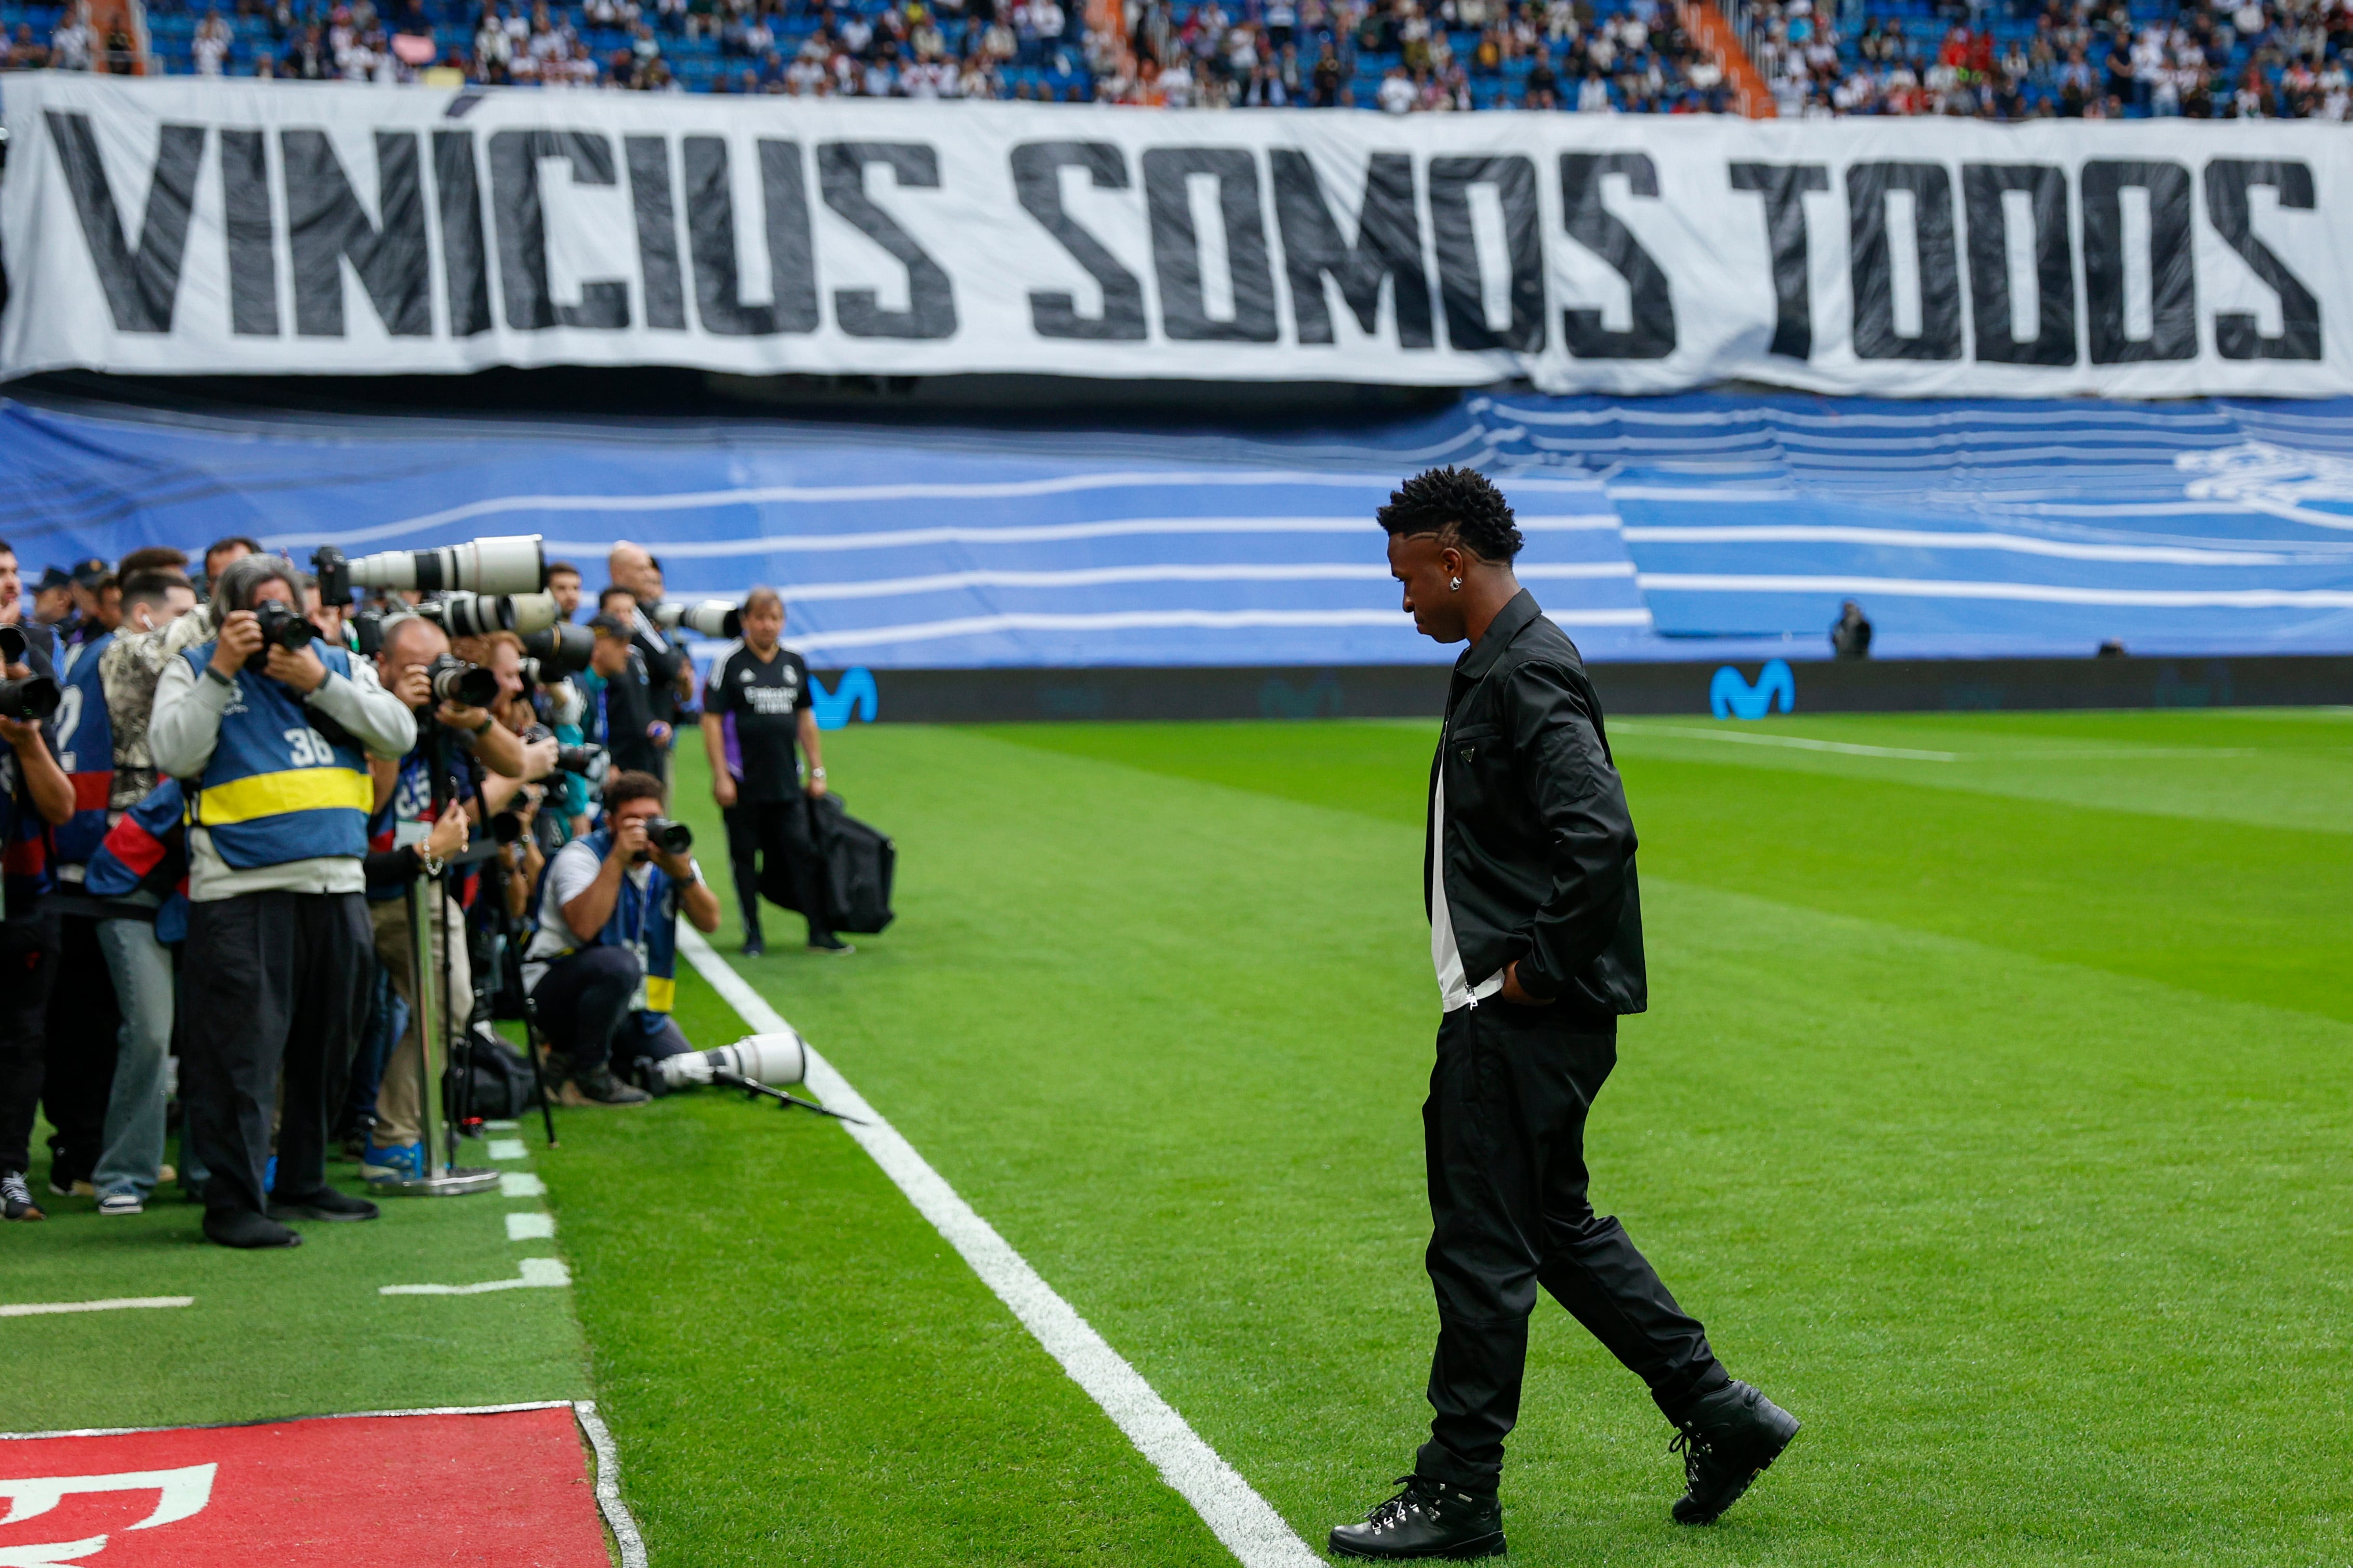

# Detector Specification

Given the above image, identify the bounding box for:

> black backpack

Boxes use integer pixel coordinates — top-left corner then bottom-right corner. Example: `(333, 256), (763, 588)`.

(444, 1023), (543, 1122)
(810, 793), (896, 934)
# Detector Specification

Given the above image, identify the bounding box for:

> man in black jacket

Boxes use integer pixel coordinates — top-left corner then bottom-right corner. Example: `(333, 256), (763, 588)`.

(1331, 468), (1799, 1561)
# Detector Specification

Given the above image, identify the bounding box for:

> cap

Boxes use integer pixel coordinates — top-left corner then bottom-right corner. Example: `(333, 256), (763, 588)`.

(588, 612), (629, 638)
(34, 566), (72, 593)
(71, 557), (110, 588)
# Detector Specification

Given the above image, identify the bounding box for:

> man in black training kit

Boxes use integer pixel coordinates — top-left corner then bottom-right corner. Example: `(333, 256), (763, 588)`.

(1330, 468), (1799, 1560)
(698, 587), (848, 956)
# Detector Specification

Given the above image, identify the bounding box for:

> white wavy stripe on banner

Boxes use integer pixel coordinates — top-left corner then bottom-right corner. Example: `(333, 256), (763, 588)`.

(1616, 528), (2317, 566)
(785, 606), (1655, 651)
(1637, 575), (2353, 608)
(776, 561), (1637, 601)
(1481, 399), (2254, 430)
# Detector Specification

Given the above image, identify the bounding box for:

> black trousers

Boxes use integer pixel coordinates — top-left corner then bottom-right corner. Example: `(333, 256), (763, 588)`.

(723, 798), (833, 943)
(1416, 999), (1728, 1495)
(530, 945), (641, 1073)
(0, 912), (60, 1177)
(180, 890), (371, 1218)
(42, 912), (122, 1187)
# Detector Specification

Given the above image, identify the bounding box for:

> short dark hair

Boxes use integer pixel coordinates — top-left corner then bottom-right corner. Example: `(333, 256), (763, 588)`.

(118, 545), (190, 577)
(121, 569), (191, 608)
(547, 561), (581, 581)
(204, 534), (264, 565)
(602, 770), (664, 814)
(599, 585), (635, 609)
(1376, 467), (1523, 564)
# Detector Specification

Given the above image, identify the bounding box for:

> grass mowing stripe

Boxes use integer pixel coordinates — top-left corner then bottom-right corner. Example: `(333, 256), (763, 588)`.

(675, 926), (1324, 1568)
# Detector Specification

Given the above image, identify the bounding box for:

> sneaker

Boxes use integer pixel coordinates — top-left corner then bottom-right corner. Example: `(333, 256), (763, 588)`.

(559, 1063), (652, 1106)
(1, 1173), (45, 1222)
(98, 1192), (145, 1216)
(741, 935), (765, 957)
(1669, 1381), (1802, 1525)
(157, 1163), (176, 1184)
(360, 1142), (427, 1183)
(48, 1175), (95, 1198)
(807, 933), (855, 954)
(1330, 1476), (1505, 1560)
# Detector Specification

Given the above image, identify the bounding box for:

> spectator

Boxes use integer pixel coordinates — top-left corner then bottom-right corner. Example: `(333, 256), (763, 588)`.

(194, 9), (233, 73)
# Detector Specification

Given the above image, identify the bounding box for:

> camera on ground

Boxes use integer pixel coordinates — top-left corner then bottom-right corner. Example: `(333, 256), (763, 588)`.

(0, 626), (59, 721)
(653, 1033), (806, 1093)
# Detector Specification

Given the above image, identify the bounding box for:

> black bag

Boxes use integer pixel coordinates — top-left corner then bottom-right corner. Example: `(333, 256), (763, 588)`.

(810, 793), (896, 934)
(444, 1023), (543, 1122)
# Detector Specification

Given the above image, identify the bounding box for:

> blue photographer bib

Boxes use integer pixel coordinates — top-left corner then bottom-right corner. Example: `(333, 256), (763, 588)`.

(178, 639), (371, 869)
(571, 828), (681, 1018)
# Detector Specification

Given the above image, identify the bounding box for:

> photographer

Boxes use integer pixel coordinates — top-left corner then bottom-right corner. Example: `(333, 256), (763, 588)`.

(523, 770), (720, 1106)
(0, 619), (74, 1223)
(355, 614), (540, 1183)
(586, 613), (666, 779)
(700, 587), (846, 957)
(149, 554), (416, 1249)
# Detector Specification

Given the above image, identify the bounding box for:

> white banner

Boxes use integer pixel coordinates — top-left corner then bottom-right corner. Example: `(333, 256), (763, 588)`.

(4, 73), (2351, 397)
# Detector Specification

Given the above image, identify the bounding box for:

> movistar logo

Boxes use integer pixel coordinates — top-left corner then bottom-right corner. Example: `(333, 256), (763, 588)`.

(1710, 660), (1796, 721)
(811, 668), (878, 730)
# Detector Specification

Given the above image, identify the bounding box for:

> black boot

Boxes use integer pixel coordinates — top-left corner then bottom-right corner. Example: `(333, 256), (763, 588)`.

(270, 1185), (382, 1223)
(1330, 1477), (1504, 1560)
(1669, 1381), (1801, 1525)
(203, 1208), (302, 1249)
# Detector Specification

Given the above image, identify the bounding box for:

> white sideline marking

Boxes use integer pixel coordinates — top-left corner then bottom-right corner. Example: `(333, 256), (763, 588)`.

(677, 928), (1319, 1568)
(0, 1296), (193, 1319)
(487, 1138), (529, 1161)
(499, 1172), (547, 1198)
(379, 1258), (571, 1296)
(506, 1212), (556, 1241)
(484, 1120), (522, 1131)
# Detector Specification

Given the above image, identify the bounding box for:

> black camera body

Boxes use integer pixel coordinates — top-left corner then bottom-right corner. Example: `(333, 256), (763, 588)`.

(247, 599), (316, 673)
(426, 653), (499, 709)
(0, 625), (60, 722)
(522, 723), (609, 784)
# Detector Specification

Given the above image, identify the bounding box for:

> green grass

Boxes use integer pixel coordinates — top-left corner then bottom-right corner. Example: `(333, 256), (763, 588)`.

(9, 708), (2349, 1567)
(540, 712), (2353, 1565)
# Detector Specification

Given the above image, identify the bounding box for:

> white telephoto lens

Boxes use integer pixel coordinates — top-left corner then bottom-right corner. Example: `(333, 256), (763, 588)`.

(506, 592), (561, 635)
(655, 1053), (716, 1090)
(720, 1032), (807, 1086)
(679, 601), (742, 639)
(450, 535), (547, 594)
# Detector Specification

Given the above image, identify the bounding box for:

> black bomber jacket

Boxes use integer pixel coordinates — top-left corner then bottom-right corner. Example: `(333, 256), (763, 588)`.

(1424, 589), (1647, 1021)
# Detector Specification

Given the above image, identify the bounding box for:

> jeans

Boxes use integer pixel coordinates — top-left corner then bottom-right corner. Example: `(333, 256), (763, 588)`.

(1415, 1000), (1728, 1495)
(92, 915), (186, 1200)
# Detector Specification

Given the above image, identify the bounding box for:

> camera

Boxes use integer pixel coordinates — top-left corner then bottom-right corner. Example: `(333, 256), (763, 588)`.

(313, 535), (546, 603)
(523, 723), (609, 784)
(652, 600), (743, 640)
(0, 627), (59, 722)
(643, 816), (693, 855)
(519, 623), (595, 678)
(426, 653), (499, 708)
(422, 591), (562, 640)
(653, 1032), (807, 1093)
(247, 599), (316, 672)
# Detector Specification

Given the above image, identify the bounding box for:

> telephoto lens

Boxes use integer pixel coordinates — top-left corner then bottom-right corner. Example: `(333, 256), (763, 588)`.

(644, 816), (694, 855)
(654, 600), (743, 640)
(329, 535), (546, 596)
(427, 590), (564, 639)
(520, 623), (595, 675)
(653, 1033), (808, 1092)
(425, 653), (500, 708)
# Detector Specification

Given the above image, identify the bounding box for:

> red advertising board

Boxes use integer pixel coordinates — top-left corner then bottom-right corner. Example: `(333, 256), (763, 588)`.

(0, 1404), (615, 1566)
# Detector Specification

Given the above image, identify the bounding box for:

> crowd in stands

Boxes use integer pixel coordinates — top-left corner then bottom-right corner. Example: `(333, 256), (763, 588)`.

(1741, 0), (2353, 115)
(0, 0), (1735, 109)
(0, 535), (838, 1247)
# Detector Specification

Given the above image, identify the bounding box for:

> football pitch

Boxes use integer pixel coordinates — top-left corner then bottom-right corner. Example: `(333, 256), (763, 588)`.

(8, 708), (2351, 1566)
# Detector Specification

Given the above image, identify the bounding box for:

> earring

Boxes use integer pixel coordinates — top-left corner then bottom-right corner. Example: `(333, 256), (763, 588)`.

(1448, 577), (1463, 593)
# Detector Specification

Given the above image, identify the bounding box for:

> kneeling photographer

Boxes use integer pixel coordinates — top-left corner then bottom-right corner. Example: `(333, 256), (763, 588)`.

(148, 554), (416, 1249)
(522, 770), (720, 1106)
